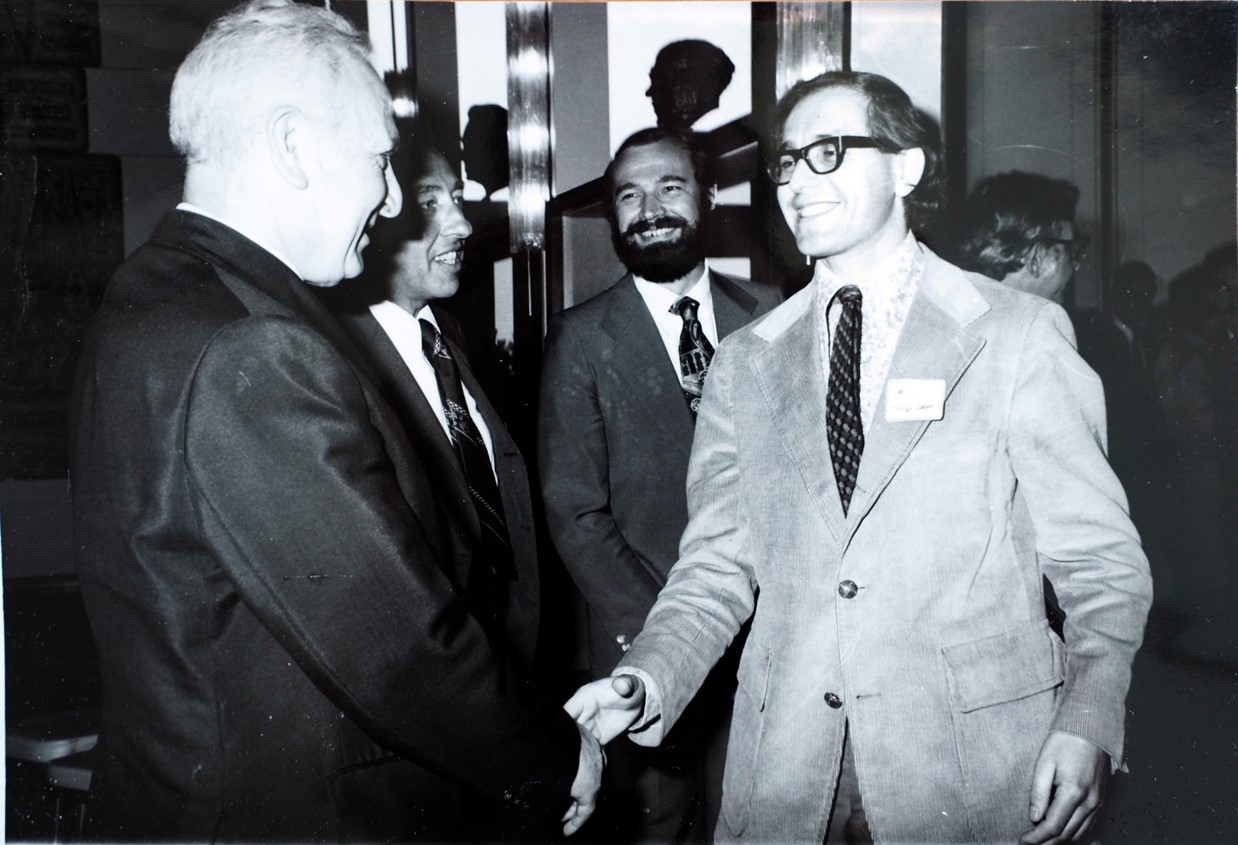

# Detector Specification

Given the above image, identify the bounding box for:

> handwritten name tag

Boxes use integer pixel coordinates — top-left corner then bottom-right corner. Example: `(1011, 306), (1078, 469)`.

(885, 378), (945, 422)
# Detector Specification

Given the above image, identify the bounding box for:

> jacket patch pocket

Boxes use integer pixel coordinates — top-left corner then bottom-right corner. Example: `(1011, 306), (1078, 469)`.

(943, 619), (1064, 712)
(942, 621), (1065, 840)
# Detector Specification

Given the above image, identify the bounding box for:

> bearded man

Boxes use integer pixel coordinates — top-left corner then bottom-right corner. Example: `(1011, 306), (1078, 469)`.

(538, 127), (780, 843)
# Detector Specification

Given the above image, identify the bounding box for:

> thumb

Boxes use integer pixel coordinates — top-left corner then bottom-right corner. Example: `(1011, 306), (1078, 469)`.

(612, 674), (641, 699)
(1028, 756), (1055, 822)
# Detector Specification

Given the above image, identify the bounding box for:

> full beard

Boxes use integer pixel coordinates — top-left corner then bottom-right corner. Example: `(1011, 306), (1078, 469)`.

(612, 216), (707, 284)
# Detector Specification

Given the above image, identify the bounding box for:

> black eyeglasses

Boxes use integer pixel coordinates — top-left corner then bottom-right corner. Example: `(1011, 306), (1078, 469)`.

(766, 136), (884, 184)
(1045, 233), (1090, 265)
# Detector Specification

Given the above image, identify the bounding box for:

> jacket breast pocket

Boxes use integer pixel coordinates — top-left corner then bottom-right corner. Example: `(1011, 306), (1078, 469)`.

(720, 646), (770, 838)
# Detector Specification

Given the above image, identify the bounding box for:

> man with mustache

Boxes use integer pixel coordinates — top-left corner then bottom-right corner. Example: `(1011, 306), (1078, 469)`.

(320, 139), (561, 839)
(538, 127), (780, 843)
(70, 2), (601, 838)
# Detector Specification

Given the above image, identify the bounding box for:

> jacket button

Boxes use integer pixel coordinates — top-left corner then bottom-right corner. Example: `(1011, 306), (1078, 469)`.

(616, 634), (630, 652)
(838, 580), (858, 599)
(824, 692), (843, 709)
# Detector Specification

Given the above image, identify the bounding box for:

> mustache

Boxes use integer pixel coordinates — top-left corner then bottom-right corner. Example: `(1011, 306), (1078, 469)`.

(622, 216), (688, 239)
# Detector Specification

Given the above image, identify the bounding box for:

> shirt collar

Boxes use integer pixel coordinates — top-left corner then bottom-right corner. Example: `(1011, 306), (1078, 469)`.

(813, 232), (922, 306)
(369, 300), (440, 331)
(633, 263), (713, 313)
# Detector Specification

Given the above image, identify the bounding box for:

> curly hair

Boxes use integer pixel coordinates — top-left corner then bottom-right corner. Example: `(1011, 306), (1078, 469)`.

(953, 171), (1080, 280)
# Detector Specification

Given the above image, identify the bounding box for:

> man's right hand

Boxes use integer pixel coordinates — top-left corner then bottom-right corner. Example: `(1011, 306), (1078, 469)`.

(561, 722), (604, 836)
(564, 674), (646, 745)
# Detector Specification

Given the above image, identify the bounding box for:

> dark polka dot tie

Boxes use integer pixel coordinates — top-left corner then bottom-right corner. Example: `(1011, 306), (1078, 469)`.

(826, 286), (864, 515)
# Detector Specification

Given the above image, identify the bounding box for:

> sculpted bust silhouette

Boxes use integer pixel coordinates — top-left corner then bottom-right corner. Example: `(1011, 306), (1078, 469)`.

(461, 104), (509, 200)
(646, 40), (735, 130)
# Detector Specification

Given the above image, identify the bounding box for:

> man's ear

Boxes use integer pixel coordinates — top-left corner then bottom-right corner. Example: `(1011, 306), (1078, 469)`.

(1026, 243), (1048, 278)
(267, 106), (310, 190)
(707, 183), (718, 211)
(893, 147), (926, 198)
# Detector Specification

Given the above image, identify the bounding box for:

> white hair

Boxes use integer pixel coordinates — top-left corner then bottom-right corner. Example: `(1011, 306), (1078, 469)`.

(169, 0), (378, 166)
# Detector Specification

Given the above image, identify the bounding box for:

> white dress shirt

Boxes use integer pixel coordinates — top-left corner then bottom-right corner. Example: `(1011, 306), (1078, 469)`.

(633, 264), (719, 378)
(368, 301), (498, 478)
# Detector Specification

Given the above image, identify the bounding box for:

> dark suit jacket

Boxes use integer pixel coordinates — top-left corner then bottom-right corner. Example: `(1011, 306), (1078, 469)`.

(70, 211), (578, 842)
(537, 271), (780, 675)
(330, 306), (541, 667)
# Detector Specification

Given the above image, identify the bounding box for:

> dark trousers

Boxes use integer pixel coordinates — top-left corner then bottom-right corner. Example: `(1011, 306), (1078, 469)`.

(825, 724), (872, 844)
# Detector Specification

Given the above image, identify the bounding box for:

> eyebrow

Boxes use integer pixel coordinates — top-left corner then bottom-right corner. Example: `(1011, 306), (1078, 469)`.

(414, 180), (466, 193)
(779, 133), (837, 150)
(615, 174), (689, 192)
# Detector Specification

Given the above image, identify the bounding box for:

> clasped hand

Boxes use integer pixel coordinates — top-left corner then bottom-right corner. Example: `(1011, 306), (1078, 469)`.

(559, 675), (647, 836)
(565, 674), (647, 744)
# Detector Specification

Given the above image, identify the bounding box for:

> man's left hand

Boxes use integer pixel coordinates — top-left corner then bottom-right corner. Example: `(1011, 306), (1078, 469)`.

(1020, 731), (1109, 844)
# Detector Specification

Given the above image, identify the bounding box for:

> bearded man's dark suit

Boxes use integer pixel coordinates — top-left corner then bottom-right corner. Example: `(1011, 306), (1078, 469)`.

(329, 305), (542, 667)
(537, 270), (779, 841)
(71, 211), (579, 842)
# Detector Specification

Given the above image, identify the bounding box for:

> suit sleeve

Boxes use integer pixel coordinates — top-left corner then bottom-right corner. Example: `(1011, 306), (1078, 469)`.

(184, 316), (579, 822)
(1007, 302), (1153, 765)
(537, 313), (664, 665)
(616, 340), (759, 745)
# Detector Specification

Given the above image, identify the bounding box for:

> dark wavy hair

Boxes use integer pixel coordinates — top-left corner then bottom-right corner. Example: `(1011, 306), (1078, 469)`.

(767, 71), (944, 231)
(953, 171), (1080, 280)
(602, 127), (715, 227)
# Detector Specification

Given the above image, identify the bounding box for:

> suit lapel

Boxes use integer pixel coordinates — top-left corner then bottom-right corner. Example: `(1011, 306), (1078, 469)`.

(749, 251), (991, 544)
(347, 311), (480, 544)
(447, 324), (540, 583)
(846, 253), (989, 529)
(599, 277), (697, 452)
(750, 292), (848, 542)
(711, 271), (760, 338)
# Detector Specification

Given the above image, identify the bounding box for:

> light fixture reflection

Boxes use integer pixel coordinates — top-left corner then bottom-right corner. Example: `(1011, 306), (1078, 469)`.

(506, 2), (551, 252)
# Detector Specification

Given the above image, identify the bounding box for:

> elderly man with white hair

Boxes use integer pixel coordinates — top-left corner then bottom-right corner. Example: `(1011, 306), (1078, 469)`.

(71, 1), (600, 840)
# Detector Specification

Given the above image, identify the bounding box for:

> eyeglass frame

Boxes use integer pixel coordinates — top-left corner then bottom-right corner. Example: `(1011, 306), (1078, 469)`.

(765, 135), (887, 184)
(1044, 232), (1090, 265)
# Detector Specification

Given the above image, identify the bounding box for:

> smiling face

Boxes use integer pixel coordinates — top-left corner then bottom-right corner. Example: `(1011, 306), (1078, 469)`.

(302, 64), (402, 286)
(776, 85), (918, 273)
(609, 138), (712, 284)
(389, 149), (472, 313)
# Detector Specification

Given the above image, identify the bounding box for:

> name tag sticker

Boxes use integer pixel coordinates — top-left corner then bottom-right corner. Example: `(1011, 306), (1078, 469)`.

(885, 379), (946, 422)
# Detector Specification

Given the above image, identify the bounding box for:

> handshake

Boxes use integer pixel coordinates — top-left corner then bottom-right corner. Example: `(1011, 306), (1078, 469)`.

(559, 674), (648, 835)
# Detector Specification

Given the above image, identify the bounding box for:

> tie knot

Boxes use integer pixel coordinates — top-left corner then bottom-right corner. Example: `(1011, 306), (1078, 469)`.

(833, 285), (863, 310)
(419, 318), (451, 361)
(672, 296), (700, 322)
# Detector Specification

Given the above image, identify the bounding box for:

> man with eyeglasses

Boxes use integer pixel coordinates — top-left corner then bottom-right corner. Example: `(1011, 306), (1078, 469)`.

(568, 71), (1151, 845)
(540, 126), (779, 843)
(952, 173), (1171, 542)
(953, 170), (1089, 305)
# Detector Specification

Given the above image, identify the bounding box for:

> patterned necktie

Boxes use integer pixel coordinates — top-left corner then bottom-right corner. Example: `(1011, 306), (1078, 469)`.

(418, 319), (515, 634)
(671, 296), (715, 415)
(826, 285), (864, 515)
